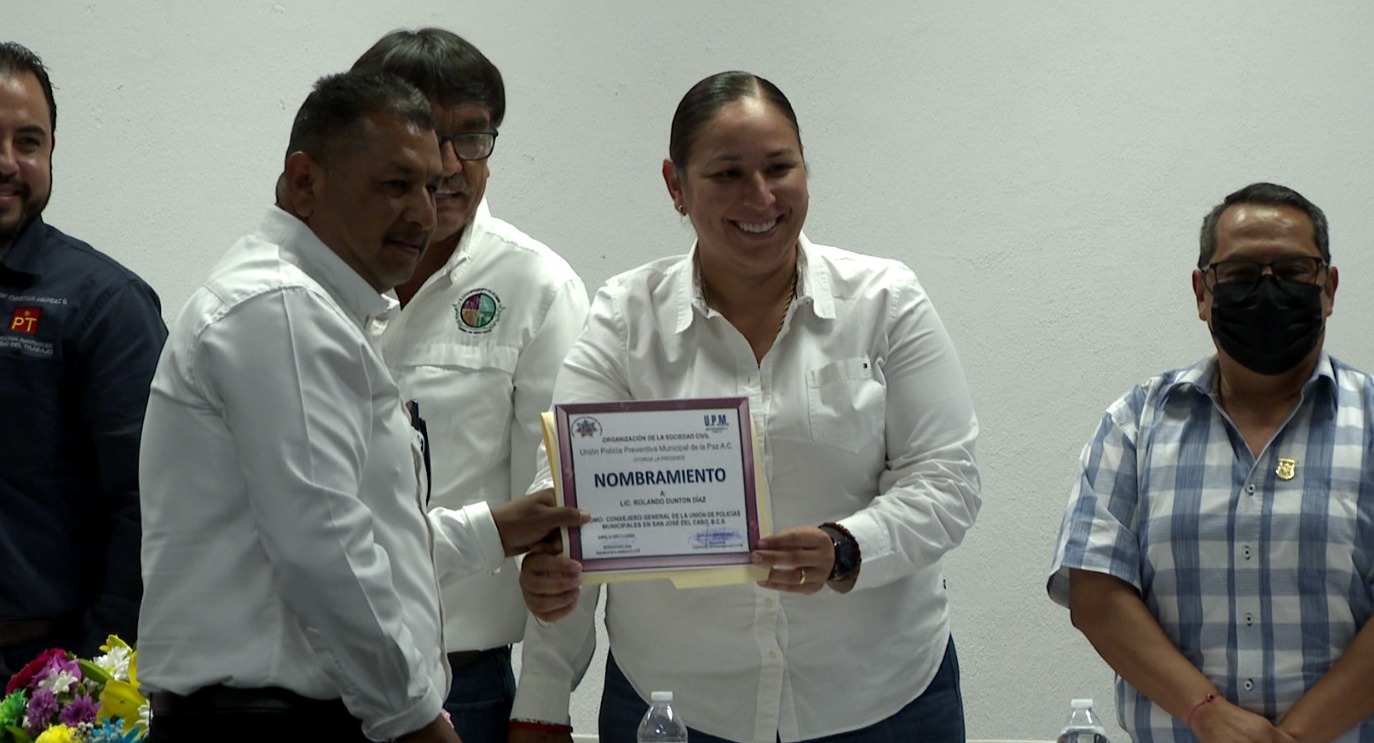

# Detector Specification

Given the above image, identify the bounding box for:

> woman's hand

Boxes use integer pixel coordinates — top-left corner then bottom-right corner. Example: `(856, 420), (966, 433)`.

(752, 526), (835, 595)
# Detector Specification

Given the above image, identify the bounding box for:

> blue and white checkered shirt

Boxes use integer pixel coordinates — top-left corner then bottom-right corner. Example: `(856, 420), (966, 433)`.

(1048, 353), (1374, 743)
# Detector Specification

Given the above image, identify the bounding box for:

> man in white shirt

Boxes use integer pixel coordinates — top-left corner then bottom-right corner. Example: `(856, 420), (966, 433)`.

(140, 71), (491, 743)
(350, 29), (590, 743)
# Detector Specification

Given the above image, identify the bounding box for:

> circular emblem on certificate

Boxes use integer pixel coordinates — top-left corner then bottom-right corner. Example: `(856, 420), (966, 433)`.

(572, 416), (602, 438)
(454, 288), (502, 333)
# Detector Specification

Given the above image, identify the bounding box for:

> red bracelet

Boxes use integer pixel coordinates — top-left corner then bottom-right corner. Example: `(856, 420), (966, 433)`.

(509, 720), (573, 734)
(1185, 693), (1217, 727)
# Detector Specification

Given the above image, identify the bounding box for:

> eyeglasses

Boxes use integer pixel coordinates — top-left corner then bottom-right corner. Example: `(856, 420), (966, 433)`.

(437, 131), (498, 161)
(1202, 256), (1327, 288)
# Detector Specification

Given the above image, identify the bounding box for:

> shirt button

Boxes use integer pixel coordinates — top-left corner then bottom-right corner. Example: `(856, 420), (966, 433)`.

(1243, 679), (1254, 691)
(1246, 484), (1256, 495)
(1245, 613), (1253, 627)
(1242, 546), (1252, 560)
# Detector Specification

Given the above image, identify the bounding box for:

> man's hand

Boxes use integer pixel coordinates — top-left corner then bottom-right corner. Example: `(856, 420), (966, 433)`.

(1068, 571), (1297, 743)
(398, 715), (463, 743)
(508, 727), (573, 743)
(521, 542), (582, 622)
(751, 526), (834, 595)
(492, 489), (590, 557)
(1190, 697), (1297, 743)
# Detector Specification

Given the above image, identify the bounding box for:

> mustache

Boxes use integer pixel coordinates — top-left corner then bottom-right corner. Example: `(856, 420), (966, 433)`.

(434, 175), (469, 195)
(386, 227), (431, 247)
(0, 174), (28, 196)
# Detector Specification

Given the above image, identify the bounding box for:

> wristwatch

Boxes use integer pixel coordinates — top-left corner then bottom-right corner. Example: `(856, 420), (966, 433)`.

(819, 522), (861, 582)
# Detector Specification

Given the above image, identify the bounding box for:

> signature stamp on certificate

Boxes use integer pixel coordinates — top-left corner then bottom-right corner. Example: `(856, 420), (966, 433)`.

(541, 397), (771, 586)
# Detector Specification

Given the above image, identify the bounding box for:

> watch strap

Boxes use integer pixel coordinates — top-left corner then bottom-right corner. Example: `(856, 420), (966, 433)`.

(819, 522), (861, 582)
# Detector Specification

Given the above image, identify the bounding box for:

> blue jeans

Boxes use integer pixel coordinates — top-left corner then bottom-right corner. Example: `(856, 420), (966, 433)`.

(443, 647), (516, 743)
(599, 637), (964, 743)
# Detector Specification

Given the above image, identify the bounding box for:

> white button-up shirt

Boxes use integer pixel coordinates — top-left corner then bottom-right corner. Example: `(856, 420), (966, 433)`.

(379, 199), (589, 652)
(512, 235), (981, 743)
(139, 207), (448, 742)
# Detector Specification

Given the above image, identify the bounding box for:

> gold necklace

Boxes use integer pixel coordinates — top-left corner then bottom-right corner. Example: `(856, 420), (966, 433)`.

(701, 269), (798, 345)
(774, 271), (798, 339)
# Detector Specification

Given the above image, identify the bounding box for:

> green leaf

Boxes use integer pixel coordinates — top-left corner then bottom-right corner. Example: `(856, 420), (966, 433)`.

(78, 658), (113, 686)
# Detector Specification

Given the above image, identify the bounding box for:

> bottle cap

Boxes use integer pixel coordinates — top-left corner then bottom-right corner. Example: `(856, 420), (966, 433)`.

(1071, 698), (1094, 709)
(651, 691), (674, 702)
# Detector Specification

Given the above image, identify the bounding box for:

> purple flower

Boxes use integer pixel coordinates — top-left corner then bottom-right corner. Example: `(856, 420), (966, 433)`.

(37, 653), (81, 687)
(24, 687), (57, 733)
(59, 691), (100, 726)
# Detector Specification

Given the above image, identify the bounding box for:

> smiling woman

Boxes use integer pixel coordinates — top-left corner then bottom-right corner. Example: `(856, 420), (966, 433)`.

(512, 71), (982, 743)
(663, 72), (809, 363)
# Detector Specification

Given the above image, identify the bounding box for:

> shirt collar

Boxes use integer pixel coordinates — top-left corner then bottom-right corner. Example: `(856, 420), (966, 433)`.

(672, 231), (836, 334)
(671, 245), (701, 334)
(443, 197), (492, 281)
(258, 206), (395, 325)
(0, 215), (49, 278)
(1163, 351), (1337, 404)
(797, 233), (836, 320)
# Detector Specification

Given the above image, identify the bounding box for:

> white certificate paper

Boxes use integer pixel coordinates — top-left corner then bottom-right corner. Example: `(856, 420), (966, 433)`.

(541, 397), (771, 586)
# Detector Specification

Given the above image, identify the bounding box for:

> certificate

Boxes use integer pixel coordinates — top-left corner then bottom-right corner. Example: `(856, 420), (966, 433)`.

(541, 397), (771, 587)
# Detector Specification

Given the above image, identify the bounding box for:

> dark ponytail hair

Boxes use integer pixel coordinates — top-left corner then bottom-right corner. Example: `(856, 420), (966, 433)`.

(668, 71), (800, 175)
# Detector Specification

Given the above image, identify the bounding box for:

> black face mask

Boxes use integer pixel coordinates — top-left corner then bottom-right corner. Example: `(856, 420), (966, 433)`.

(1209, 275), (1324, 375)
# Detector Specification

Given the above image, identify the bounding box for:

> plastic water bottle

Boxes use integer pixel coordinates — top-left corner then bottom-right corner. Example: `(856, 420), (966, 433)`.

(1057, 698), (1110, 743)
(637, 690), (688, 743)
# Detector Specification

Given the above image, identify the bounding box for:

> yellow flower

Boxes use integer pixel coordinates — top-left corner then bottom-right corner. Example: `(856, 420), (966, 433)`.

(100, 677), (149, 734)
(91, 634), (147, 736)
(35, 724), (79, 743)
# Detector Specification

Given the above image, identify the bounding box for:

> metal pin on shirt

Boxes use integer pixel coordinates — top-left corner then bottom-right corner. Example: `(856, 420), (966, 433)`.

(1276, 458), (1297, 481)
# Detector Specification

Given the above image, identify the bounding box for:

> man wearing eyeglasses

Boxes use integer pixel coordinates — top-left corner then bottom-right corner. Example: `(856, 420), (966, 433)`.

(1048, 183), (1374, 743)
(350, 29), (590, 743)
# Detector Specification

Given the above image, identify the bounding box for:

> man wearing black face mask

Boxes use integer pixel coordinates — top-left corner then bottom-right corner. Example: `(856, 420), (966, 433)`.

(1047, 183), (1374, 743)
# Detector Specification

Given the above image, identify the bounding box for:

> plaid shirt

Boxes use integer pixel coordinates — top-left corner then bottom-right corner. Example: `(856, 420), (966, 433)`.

(1048, 353), (1374, 743)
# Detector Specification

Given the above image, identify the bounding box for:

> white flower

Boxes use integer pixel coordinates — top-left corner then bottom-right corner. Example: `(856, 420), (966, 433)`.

(94, 645), (133, 681)
(37, 668), (79, 694)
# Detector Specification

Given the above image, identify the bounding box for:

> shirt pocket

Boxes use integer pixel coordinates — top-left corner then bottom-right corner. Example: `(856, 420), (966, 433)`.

(391, 341), (518, 375)
(805, 356), (886, 454)
(1317, 473), (1370, 589)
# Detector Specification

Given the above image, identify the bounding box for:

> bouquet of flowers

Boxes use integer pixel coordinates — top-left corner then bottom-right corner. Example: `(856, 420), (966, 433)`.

(0, 636), (147, 743)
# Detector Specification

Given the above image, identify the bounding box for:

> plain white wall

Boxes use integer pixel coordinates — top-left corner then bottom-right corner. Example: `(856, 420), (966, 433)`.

(11, 2), (1374, 740)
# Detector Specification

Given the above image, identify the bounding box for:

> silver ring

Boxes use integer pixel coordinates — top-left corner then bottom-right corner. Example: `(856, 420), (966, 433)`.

(798, 569), (807, 585)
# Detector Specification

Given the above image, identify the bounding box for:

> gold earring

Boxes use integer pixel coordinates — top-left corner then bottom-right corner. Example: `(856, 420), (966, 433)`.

(676, 203), (686, 215)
